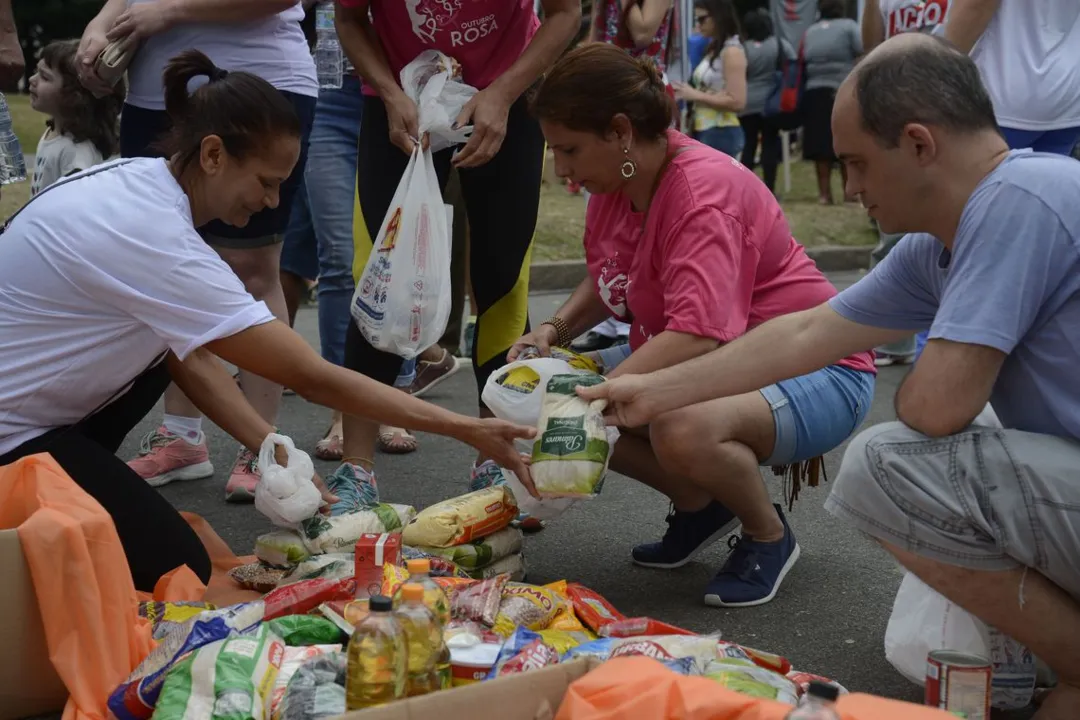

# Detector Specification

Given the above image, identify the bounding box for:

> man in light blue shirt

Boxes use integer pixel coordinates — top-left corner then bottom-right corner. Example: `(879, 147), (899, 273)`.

(576, 33), (1080, 717)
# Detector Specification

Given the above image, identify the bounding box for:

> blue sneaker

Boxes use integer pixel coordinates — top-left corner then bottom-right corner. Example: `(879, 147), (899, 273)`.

(470, 459), (544, 532)
(631, 501), (741, 569)
(703, 504), (800, 607)
(325, 462), (379, 516)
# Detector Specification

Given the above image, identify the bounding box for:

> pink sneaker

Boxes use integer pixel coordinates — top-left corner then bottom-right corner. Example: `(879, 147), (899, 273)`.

(225, 448), (260, 503)
(128, 427), (214, 488)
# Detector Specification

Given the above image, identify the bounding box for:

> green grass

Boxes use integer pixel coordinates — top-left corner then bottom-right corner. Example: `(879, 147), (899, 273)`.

(533, 149), (877, 262)
(2, 93), (42, 220)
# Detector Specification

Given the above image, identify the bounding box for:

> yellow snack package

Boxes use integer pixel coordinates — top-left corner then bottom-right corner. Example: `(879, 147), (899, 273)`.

(402, 486), (518, 548)
(381, 562), (410, 597)
(536, 630), (595, 655)
(491, 583), (565, 637)
(542, 581), (592, 634)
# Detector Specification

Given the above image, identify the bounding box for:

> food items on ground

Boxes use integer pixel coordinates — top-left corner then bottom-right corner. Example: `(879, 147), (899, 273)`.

(270, 645), (341, 720)
(434, 574), (509, 626)
(391, 558), (452, 627)
(346, 595), (408, 710)
(599, 617), (697, 638)
(531, 374), (618, 498)
(487, 628), (560, 679)
(275, 652), (348, 720)
(256, 529), (312, 568)
(267, 615), (344, 646)
(109, 601), (264, 720)
(401, 545), (471, 578)
(138, 601), (214, 641)
(318, 603), (357, 637)
(263, 577), (356, 621)
(449, 642), (503, 686)
(355, 533), (403, 598)
(541, 581), (592, 634)
(732, 642), (792, 675)
(563, 634), (722, 671)
(279, 553), (355, 585)
(467, 552), (526, 581)
(661, 656), (701, 675)
(151, 624), (285, 720)
(492, 582), (567, 637)
(444, 619), (502, 647)
(702, 658), (800, 705)
(301, 503), (416, 555)
(381, 562), (411, 597)
(565, 583), (627, 635)
(787, 670), (849, 697)
(402, 486), (518, 547)
(410, 526), (523, 569)
(536, 629), (594, 655)
(229, 561), (289, 592)
(395, 584), (444, 696)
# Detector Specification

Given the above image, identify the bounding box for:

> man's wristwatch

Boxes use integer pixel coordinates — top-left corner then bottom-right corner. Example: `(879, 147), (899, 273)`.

(541, 316), (573, 348)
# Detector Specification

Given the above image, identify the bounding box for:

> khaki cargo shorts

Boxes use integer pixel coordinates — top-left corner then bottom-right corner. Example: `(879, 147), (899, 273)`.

(825, 420), (1080, 599)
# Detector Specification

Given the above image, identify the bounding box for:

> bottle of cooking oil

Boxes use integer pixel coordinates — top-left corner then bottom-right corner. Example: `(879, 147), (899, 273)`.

(395, 583), (441, 697)
(392, 558), (451, 627)
(345, 595), (407, 710)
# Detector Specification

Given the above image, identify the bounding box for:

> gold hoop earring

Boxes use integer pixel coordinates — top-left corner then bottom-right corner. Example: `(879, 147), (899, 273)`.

(620, 147), (638, 179)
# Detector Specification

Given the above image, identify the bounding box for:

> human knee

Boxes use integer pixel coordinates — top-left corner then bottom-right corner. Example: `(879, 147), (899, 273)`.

(650, 408), (710, 474)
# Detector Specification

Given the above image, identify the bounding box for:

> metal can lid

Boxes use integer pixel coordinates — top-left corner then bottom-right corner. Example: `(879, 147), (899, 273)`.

(928, 650), (991, 668)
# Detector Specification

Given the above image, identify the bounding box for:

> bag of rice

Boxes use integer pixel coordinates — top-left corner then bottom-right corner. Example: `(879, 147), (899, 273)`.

(300, 503), (416, 554)
(152, 624), (286, 719)
(278, 553), (355, 586)
(482, 357), (593, 430)
(401, 486), (517, 548)
(531, 374), (619, 498)
(256, 530), (311, 568)
(467, 552), (525, 582)
(519, 346), (601, 373)
(411, 526), (523, 569)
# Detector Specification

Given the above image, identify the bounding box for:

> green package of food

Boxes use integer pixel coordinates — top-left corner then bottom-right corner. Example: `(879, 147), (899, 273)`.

(266, 616), (343, 647)
(300, 503), (416, 554)
(255, 530), (311, 568)
(151, 624), (285, 720)
(410, 526), (523, 569)
(531, 374), (618, 498)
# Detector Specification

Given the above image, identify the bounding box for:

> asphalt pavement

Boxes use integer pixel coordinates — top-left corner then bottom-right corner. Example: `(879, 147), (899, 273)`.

(121, 270), (934, 706)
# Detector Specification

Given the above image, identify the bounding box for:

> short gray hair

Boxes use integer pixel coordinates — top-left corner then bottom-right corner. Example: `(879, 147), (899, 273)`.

(854, 37), (999, 147)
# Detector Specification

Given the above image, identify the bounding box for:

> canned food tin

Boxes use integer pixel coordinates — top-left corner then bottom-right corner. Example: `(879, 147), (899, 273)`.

(925, 650), (991, 720)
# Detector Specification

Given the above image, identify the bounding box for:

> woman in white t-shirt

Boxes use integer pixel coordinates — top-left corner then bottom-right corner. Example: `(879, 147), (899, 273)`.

(0, 52), (533, 592)
(77, 0), (319, 502)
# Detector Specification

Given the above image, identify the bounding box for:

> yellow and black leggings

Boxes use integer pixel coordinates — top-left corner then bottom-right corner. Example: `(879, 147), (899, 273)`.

(346, 95), (545, 403)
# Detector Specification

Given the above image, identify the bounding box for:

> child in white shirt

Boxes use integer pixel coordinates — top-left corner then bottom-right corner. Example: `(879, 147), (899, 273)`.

(28, 39), (124, 196)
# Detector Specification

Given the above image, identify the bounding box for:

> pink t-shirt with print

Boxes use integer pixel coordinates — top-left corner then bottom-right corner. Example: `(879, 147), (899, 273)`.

(584, 130), (876, 375)
(338, 0), (539, 96)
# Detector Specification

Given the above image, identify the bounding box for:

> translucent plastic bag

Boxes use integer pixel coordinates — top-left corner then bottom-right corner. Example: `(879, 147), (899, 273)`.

(884, 572), (1035, 709)
(401, 50), (477, 153)
(255, 434), (322, 528)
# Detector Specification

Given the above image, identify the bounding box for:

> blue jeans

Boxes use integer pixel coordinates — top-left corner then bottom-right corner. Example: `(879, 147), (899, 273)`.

(761, 366), (876, 466)
(281, 75), (364, 367)
(696, 126), (745, 157)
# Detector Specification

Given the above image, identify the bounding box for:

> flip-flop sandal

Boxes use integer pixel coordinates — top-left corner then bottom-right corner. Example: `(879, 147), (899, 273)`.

(377, 427), (418, 455)
(314, 430), (344, 461)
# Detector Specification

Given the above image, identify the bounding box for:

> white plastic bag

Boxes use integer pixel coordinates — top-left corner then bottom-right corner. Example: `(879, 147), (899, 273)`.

(401, 50), (477, 153)
(255, 434), (322, 527)
(885, 572), (1036, 709)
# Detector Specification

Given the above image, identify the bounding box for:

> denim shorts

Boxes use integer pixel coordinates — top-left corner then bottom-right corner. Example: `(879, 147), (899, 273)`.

(826, 420), (1080, 600)
(760, 365), (876, 466)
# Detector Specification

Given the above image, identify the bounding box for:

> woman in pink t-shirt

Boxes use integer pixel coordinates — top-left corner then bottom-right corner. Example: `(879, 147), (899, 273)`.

(516, 43), (876, 608)
(333, 0), (580, 503)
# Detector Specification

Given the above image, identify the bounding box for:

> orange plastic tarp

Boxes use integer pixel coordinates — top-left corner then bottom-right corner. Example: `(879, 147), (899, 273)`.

(556, 657), (960, 720)
(0, 454), (261, 720)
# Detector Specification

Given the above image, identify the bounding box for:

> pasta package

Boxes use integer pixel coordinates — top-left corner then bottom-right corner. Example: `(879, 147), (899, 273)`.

(401, 486), (518, 547)
(531, 374), (618, 498)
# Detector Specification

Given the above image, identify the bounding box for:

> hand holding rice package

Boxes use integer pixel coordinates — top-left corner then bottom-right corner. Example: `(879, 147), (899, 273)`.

(401, 485), (517, 547)
(530, 374), (619, 498)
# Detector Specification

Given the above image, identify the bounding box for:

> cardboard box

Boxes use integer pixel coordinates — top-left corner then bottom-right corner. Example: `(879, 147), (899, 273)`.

(336, 657), (601, 720)
(0, 529), (68, 719)
(354, 533), (401, 599)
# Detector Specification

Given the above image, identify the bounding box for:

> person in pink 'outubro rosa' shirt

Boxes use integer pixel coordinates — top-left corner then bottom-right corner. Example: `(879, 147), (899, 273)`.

(516, 43), (876, 609)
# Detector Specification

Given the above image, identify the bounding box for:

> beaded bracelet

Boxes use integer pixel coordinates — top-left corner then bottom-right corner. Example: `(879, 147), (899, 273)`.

(541, 316), (573, 348)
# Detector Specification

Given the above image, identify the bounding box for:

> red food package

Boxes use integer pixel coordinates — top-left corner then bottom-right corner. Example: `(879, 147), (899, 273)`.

(493, 639), (560, 677)
(354, 533), (401, 599)
(435, 574), (509, 626)
(599, 617), (697, 638)
(565, 582), (626, 634)
(739, 643), (792, 675)
(263, 577), (355, 620)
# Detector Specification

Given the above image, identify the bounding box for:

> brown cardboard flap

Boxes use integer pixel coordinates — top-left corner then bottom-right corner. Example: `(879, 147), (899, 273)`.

(0, 529), (68, 719)
(336, 657), (601, 720)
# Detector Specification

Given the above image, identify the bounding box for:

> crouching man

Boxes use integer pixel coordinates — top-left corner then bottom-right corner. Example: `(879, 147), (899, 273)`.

(578, 33), (1080, 718)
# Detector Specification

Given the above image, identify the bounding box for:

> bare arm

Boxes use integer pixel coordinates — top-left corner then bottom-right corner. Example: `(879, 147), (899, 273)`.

(0, 0), (23, 89)
(944, 0), (1000, 54)
(689, 47), (747, 112)
(160, 0), (299, 26)
(552, 276), (620, 340)
(861, 0), (885, 51)
(335, 1), (401, 99)
(86, 0), (130, 33)
(607, 331), (717, 379)
(622, 0), (673, 49)
(486, 0), (581, 104)
(894, 340), (1003, 437)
